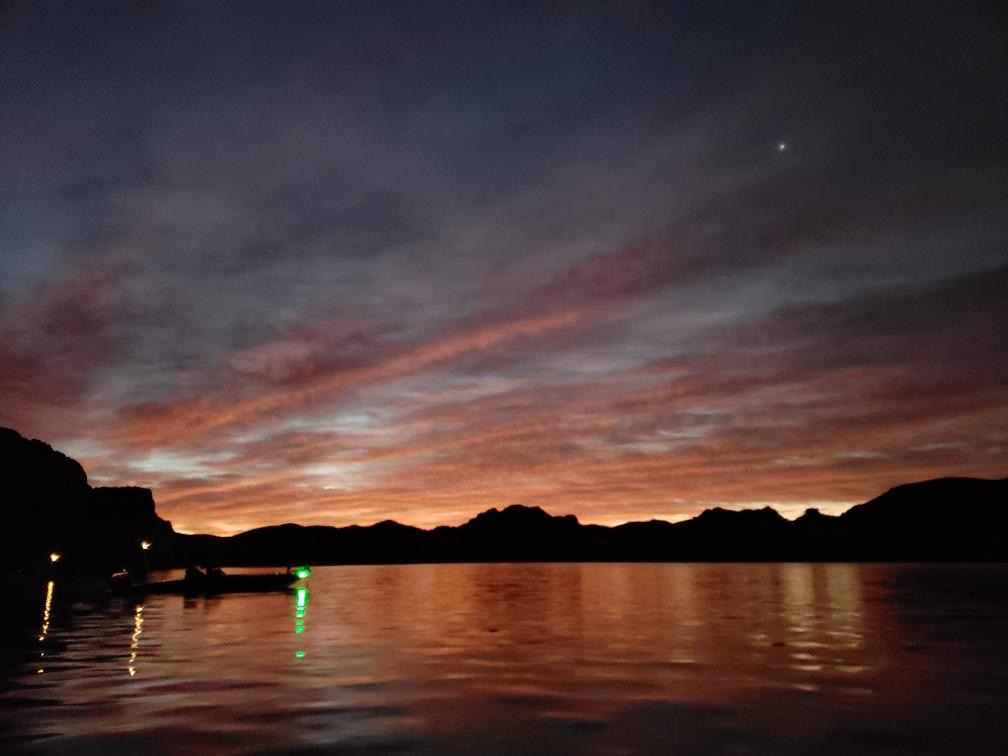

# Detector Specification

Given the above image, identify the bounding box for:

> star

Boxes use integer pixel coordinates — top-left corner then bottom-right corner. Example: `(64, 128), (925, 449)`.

(777, 141), (788, 152)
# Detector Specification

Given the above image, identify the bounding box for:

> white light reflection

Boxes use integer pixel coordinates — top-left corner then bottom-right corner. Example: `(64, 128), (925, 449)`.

(128, 604), (145, 677)
(36, 580), (55, 674)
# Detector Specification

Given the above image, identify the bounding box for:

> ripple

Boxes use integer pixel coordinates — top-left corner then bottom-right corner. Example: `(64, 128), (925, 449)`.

(3, 563), (1008, 754)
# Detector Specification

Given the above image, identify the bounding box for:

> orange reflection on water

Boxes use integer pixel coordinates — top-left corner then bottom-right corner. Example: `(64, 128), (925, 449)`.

(7, 564), (1008, 754)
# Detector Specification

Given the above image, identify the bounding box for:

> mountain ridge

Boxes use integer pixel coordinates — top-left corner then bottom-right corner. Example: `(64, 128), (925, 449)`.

(2, 426), (1006, 569)
(174, 477), (1008, 565)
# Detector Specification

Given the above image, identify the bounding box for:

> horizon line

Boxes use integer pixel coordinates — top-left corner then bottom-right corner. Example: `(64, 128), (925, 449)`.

(171, 474), (1007, 537)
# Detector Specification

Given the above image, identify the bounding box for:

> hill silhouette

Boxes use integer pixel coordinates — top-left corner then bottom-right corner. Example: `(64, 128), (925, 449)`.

(169, 481), (1008, 565)
(0, 427), (174, 573)
(2, 426), (1006, 570)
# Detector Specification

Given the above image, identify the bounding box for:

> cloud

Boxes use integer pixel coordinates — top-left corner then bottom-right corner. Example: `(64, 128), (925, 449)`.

(2, 2), (1005, 533)
(0, 252), (138, 435)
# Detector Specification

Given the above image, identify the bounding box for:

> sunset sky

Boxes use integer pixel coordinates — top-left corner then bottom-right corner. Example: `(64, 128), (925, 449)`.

(2, 2), (1006, 535)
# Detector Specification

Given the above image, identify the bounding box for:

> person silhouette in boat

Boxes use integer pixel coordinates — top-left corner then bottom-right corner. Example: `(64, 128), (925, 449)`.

(184, 565), (206, 584)
(185, 563), (225, 586)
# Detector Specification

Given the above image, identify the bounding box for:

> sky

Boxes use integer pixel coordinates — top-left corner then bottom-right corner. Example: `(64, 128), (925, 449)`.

(1, 2), (1006, 535)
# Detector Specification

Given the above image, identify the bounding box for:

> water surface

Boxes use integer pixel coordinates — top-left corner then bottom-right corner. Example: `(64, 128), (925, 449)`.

(3, 563), (1007, 754)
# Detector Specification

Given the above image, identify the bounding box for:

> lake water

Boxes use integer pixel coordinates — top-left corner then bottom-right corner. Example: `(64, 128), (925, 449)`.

(2, 563), (1007, 754)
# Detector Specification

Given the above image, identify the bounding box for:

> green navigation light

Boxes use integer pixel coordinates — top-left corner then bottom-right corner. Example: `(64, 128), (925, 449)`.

(295, 650), (306, 658)
(294, 566), (311, 579)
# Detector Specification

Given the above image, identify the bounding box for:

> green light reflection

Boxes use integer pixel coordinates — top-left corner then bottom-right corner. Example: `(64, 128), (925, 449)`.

(293, 586), (309, 658)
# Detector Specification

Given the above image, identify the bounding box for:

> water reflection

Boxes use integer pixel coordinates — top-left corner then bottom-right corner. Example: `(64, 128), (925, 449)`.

(2, 564), (1007, 754)
(127, 604), (144, 677)
(294, 586), (309, 659)
(774, 564), (868, 692)
(35, 580), (55, 674)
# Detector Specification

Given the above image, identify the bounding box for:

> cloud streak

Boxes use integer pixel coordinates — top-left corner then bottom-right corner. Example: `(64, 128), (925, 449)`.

(2, 2), (1005, 533)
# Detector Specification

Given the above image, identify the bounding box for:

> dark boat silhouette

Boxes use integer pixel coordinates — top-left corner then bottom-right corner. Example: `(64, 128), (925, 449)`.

(113, 566), (310, 596)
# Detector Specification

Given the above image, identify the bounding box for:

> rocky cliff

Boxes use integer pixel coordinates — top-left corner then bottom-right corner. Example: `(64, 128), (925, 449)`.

(0, 427), (174, 573)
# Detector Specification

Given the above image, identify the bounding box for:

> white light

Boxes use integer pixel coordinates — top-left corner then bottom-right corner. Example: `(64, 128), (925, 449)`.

(49, 553), (61, 563)
(141, 541), (151, 551)
(777, 141), (787, 152)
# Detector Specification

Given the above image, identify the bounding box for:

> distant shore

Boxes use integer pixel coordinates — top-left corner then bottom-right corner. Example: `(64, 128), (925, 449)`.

(3, 427), (1006, 572)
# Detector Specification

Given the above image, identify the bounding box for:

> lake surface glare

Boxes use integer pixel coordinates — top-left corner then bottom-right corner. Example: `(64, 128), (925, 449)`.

(3, 563), (1007, 754)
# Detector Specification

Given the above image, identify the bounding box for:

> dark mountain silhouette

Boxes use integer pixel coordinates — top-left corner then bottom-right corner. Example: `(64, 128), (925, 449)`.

(180, 480), (1007, 566)
(0, 427), (174, 573)
(2, 426), (1006, 570)
(836, 477), (1007, 560)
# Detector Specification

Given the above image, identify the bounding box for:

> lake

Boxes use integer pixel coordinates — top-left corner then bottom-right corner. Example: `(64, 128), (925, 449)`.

(3, 563), (1007, 754)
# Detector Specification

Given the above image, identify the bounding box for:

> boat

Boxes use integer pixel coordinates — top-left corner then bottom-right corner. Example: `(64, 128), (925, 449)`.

(111, 566), (311, 596)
